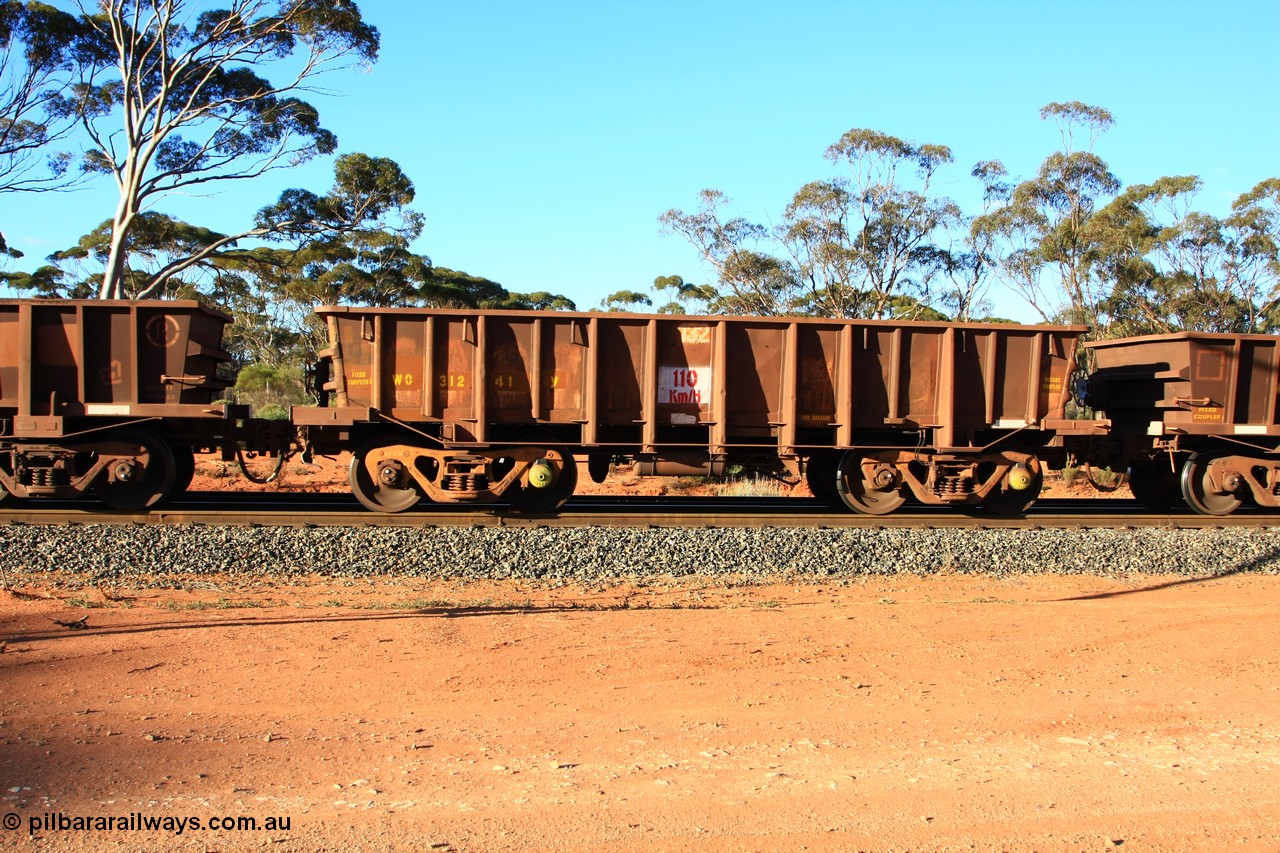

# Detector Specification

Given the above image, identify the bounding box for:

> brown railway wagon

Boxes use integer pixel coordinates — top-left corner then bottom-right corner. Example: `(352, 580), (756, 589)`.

(297, 307), (1089, 515)
(0, 299), (282, 509)
(1086, 331), (1280, 515)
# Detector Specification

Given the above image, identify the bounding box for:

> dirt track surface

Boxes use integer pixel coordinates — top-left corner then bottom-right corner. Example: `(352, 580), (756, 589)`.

(3, 573), (1279, 852)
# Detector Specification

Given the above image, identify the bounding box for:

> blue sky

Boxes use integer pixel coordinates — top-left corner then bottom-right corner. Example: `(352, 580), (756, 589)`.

(4, 0), (1278, 320)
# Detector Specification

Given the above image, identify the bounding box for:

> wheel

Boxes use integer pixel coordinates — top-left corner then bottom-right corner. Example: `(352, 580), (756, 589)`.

(94, 430), (178, 511)
(981, 456), (1043, 516)
(171, 445), (196, 495)
(350, 438), (423, 513)
(805, 453), (842, 509)
(1180, 450), (1244, 516)
(505, 442), (578, 513)
(1127, 463), (1181, 509)
(835, 450), (906, 515)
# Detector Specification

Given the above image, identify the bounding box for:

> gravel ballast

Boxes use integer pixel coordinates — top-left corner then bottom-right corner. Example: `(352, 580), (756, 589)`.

(3, 524), (1280, 587)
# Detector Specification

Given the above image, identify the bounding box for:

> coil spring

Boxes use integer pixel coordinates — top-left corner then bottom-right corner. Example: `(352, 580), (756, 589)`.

(443, 474), (488, 492)
(23, 468), (70, 487)
(936, 474), (973, 496)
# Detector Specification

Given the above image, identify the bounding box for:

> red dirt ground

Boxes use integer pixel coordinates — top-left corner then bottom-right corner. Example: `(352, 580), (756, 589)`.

(8, 456), (1263, 851)
(3, 572), (1278, 851)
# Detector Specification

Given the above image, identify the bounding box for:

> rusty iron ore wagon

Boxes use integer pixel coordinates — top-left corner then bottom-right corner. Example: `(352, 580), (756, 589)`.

(0, 299), (287, 509)
(10, 298), (1278, 518)
(1084, 331), (1280, 515)
(295, 306), (1091, 515)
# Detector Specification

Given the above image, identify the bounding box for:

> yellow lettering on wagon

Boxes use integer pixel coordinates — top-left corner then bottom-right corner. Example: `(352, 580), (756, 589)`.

(438, 374), (466, 389)
(393, 373), (414, 386)
(1192, 407), (1223, 422)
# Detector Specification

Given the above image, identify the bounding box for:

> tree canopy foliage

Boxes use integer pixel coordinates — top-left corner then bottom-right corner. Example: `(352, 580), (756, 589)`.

(56, 0), (383, 298)
(658, 102), (1280, 335)
(1, 0), (573, 405)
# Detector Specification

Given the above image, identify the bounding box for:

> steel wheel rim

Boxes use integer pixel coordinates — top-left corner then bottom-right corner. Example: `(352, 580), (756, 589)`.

(981, 458), (1043, 516)
(171, 444), (196, 496)
(506, 445), (578, 514)
(349, 439), (422, 513)
(805, 453), (842, 509)
(94, 430), (178, 511)
(1180, 452), (1242, 516)
(835, 451), (905, 515)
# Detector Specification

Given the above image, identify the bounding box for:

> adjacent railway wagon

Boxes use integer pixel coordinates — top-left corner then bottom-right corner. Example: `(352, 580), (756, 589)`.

(296, 306), (1090, 515)
(1084, 331), (1280, 515)
(0, 299), (286, 509)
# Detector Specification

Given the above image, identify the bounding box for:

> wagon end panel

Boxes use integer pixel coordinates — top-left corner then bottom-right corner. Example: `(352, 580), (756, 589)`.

(133, 304), (232, 407)
(1089, 333), (1280, 436)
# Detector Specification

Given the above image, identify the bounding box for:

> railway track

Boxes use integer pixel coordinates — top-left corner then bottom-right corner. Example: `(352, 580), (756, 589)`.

(4, 493), (1278, 529)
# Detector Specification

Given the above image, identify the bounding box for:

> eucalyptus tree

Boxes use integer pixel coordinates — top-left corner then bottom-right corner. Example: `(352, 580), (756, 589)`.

(974, 102), (1121, 327)
(3, 151), (420, 305)
(52, 0), (380, 298)
(932, 160), (1012, 321)
(661, 130), (965, 320)
(1, 1), (94, 259)
(3, 209), (237, 297)
(650, 274), (716, 314)
(1098, 176), (1280, 334)
(783, 128), (960, 319)
(0, 1), (87, 192)
(658, 188), (801, 315)
(598, 289), (651, 312)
